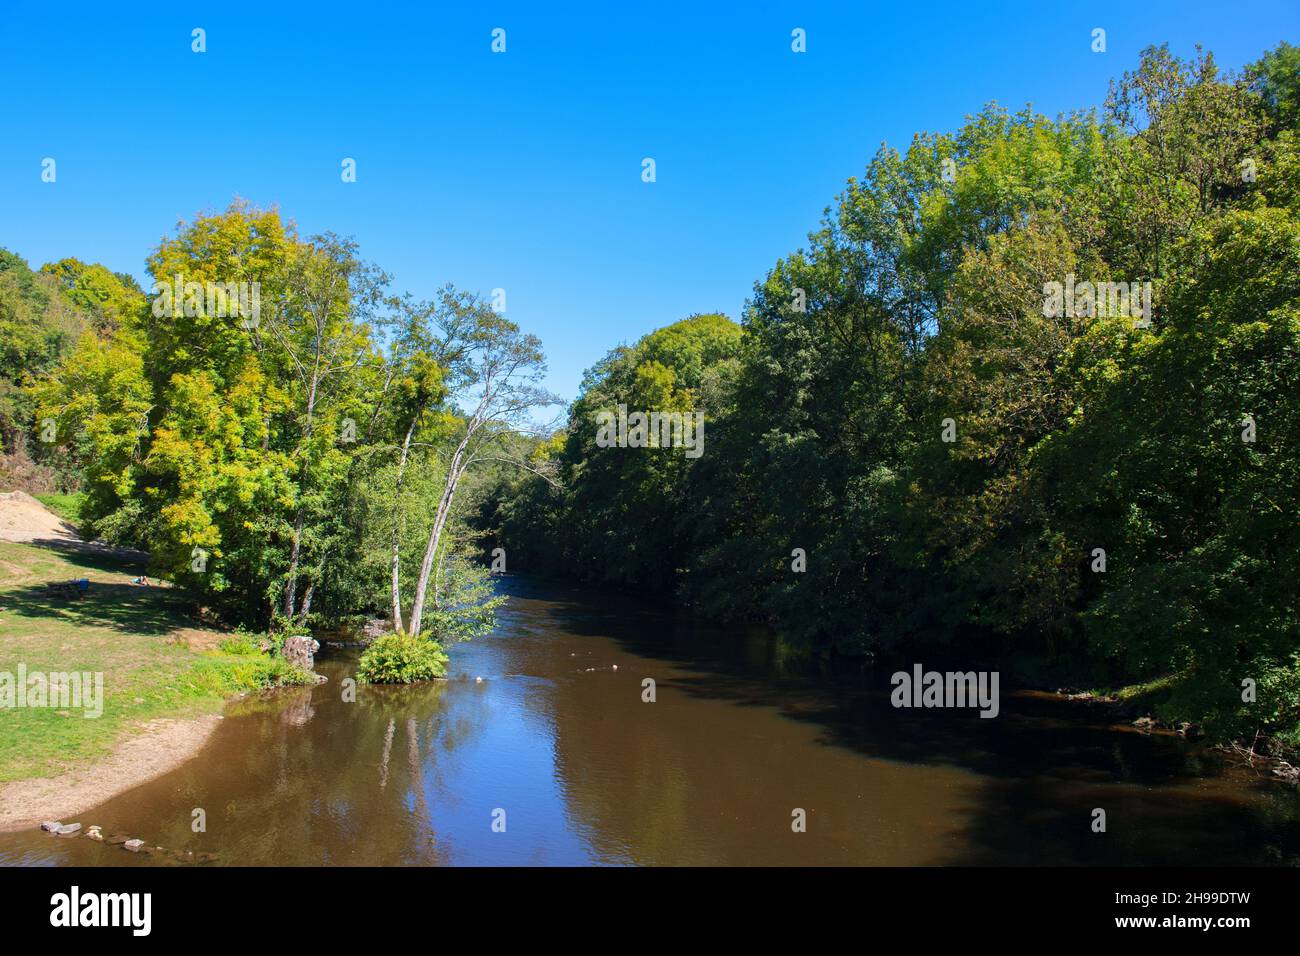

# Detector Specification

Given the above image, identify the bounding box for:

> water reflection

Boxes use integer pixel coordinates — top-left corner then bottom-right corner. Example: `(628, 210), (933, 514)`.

(1, 578), (1297, 866)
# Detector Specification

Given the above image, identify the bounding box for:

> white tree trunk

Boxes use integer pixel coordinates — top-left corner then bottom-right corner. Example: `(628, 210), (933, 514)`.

(390, 416), (418, 633)
(407, 435), (470, 636)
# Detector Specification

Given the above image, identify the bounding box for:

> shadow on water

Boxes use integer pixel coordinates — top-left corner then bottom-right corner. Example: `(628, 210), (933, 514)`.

(507, 577), (1300, 866)
(1, 575), (1297, 866)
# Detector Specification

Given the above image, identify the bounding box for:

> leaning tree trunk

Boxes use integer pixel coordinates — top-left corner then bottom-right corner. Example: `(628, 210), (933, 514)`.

(299, 581), (315, 623)
(390, 415), (419, 633)
(407, 435), (471, 637)
(283, 511), (305, 619)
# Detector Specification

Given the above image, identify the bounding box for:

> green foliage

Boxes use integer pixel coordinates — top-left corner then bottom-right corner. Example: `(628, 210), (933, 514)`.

(217, 633), (264, 656)
(33, 491), (84, 526)
(500, 313), (741, 589)
(25, 202), (513, 664)
(1247, 41), (1300, 131)
(420, 555), (507, 645)
(485, 42), (1300, 749)
(357, 633), (449, 684)
(39, 257), (144, 332)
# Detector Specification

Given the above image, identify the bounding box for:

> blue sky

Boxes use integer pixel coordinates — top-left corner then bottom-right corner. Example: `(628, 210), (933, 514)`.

(1, 1), (1295, 406)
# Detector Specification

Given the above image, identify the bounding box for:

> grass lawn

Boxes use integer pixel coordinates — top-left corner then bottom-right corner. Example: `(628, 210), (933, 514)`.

(0, 539), (310, 784)
(32, 492), (85, 531)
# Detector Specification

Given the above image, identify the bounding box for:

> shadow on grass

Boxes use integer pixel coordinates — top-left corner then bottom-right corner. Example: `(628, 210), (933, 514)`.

(2, 581), (196, 636)
(18, 537), (150, 573)
(1, 541), (194, 638)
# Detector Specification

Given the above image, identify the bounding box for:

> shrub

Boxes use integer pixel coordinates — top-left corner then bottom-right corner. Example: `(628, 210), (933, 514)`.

(1160, 654), (1300, 750)
(217, 633), (263, 656)
(357, 633), (449, 684)
(209, 628), (315, 687)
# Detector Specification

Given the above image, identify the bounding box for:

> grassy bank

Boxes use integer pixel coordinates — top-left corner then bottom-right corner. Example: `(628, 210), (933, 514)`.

(32, 492), (85, 531)
(0, 539), (312, 784)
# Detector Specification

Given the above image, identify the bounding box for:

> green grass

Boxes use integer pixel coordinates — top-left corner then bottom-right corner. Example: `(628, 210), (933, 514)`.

(1085, 673), (1180, 704)
(33, 491), (86, 529)
(0, 539), (314, 783)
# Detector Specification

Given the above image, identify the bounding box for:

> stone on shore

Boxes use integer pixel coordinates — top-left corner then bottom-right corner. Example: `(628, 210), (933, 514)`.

(282, 634), (321, 671)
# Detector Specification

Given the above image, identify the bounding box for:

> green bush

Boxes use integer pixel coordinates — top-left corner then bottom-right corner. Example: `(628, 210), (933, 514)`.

(209, 629), (315, 686)
(189, 654), (318, 691)
(217, 633), (263, 656)
(1158, 654), (1300, 750)
(357, 633), (449, 684)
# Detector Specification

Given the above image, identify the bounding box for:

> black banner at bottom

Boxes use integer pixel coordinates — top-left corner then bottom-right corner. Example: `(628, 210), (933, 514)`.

(0, 865), (1288, 941)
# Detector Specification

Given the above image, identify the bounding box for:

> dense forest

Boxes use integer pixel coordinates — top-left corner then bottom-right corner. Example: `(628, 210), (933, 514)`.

(2, 43), (1297, 740)
(481, 43), (1300, 747)
(2, 210), (550, 681)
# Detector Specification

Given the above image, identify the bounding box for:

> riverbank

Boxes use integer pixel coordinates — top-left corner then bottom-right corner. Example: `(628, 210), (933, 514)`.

(0, 532), (313, 831)
(4, 575), (1297, 867)
(0, 714), (220, 831)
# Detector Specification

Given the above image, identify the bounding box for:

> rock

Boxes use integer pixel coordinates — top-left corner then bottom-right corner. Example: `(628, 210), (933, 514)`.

(123, 839), (145, 851)
(87, 826), (103, 841)
(282, 633), (321, 671)
(1132, 716), (1157, 731)
(39, 821), (62, 832)
(106, 834), (129, 845)
(54, 822), (81, 835)
(360, 618), (392, 641)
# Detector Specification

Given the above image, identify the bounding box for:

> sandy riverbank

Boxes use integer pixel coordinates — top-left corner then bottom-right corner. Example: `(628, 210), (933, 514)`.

(0, 714), (221, 832)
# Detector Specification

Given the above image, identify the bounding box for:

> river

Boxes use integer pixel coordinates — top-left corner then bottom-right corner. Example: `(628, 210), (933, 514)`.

(2, 577), (1298, 866)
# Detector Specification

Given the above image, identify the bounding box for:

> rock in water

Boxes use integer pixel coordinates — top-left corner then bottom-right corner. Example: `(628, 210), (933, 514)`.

(123, 839), (145, 852)
(282, 634), (321, 671)
(39, 821), (62, 832)
(55, 823), (81, 835)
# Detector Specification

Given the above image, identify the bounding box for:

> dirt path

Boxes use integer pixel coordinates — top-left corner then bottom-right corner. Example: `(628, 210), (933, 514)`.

(0, 491), (79, 544)
(0, 715), (222, 832)
(0, 491), (147, 560)
(0, 492), (224, 832)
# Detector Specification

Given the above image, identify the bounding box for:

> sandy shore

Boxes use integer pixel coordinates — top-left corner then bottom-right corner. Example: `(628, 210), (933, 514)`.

(0, 714), (221, 832)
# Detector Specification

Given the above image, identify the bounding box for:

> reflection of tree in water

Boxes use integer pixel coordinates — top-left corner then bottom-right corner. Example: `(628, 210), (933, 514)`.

(522, 589), (1300, 866)
(90, 667), (495, 865)
(387, 678), (496, 801)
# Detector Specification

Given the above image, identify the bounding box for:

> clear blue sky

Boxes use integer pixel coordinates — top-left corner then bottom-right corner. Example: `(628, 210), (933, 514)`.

(2, 2), (1295, 406)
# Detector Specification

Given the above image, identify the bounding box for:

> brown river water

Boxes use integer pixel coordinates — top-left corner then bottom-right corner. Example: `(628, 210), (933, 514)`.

(2, 577), (1298, 866)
